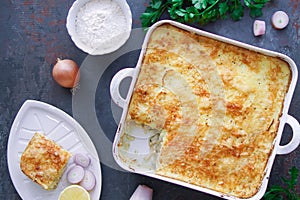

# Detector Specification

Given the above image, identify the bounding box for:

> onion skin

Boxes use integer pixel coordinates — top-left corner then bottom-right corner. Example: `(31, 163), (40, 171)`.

(52, 58), (80, 88)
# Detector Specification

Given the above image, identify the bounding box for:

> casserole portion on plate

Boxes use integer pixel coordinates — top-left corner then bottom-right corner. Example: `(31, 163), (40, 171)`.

(112, 22), (295, 199)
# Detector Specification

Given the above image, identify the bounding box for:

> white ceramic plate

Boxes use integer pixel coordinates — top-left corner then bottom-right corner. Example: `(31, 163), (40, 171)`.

(7, 100), (102, 200)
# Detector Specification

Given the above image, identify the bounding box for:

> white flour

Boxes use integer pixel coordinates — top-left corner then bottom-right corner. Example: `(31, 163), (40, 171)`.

(75, 0), (128, 51)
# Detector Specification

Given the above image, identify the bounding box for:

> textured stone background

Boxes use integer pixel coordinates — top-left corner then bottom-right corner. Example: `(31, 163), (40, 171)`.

(0, 0), (299, 199)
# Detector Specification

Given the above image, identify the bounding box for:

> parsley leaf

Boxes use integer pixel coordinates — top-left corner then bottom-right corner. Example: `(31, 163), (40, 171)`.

(244, 0), (270, 17)
(218, 2), (229, 19)
(193, 0), (208, 9)
(230, 0), (244, 21)
(263, 166), (300, 200)
(140, 0), (171, 27)
(140, 0), (271, 28)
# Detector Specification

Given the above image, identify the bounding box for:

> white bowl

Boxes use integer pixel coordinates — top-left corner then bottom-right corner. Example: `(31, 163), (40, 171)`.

(66, 0), (132, 55)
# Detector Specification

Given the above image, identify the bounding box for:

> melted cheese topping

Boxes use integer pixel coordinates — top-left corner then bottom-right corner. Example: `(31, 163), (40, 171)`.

(124, 24), (291, 198)
(20, 132), (71, 190)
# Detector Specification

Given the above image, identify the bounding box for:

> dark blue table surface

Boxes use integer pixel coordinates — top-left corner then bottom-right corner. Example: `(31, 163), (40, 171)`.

(0, 0), (299, 199)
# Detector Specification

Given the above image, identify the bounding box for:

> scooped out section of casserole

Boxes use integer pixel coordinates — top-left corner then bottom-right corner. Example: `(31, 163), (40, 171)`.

(118, 24), (291, 198)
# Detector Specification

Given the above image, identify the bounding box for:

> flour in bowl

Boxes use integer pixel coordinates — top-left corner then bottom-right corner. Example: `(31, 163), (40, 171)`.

(75, 0), (128, 51)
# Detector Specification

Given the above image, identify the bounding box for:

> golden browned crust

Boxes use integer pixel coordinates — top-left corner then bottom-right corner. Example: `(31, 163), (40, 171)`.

(20, 132), (71, 190)
(125, 24), (291, 198)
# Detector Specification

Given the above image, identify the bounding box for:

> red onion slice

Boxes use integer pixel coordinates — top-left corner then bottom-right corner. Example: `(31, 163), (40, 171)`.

(74, 153), (91, 168)
(253, 20), (266, 36)
(80, 169), (96, 191)
(272, 11), (289, 29)
(67, 165), (85, 184)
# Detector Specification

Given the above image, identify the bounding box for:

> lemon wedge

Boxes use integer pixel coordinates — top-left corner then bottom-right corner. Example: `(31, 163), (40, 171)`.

(59, 185), (90, 200)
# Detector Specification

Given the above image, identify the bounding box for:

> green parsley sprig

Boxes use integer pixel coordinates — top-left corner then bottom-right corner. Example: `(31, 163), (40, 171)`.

(263, 166), (300, 200)
(140, 0), (270, 28)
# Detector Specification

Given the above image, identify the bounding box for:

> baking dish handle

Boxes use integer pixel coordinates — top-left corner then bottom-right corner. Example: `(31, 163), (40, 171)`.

(277, 115), (300, 155)
(110, 68), (135, 108)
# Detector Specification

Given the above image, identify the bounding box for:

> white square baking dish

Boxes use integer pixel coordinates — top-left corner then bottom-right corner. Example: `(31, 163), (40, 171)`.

(110, 20), (300, 199)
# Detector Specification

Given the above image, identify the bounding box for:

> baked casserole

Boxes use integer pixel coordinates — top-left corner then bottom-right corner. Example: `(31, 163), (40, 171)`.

(20, 132), (71, 190)
(120, 24), (292, 198)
